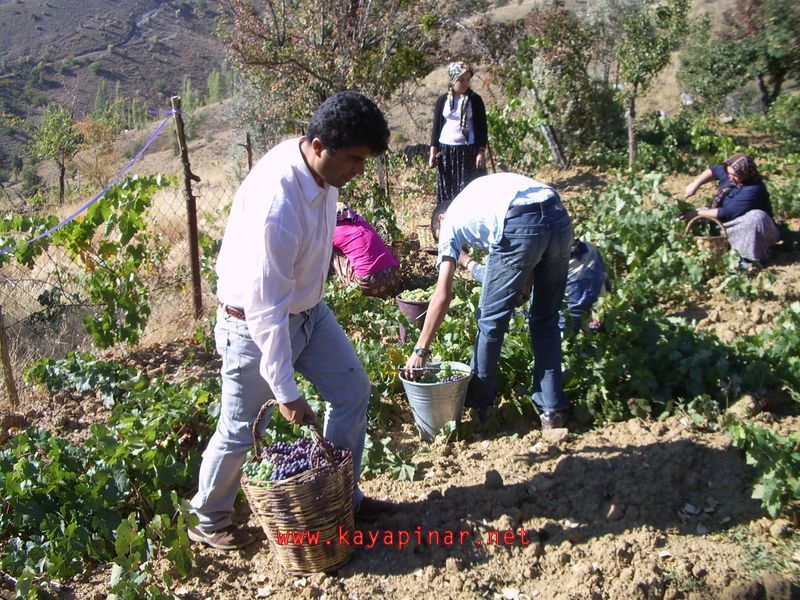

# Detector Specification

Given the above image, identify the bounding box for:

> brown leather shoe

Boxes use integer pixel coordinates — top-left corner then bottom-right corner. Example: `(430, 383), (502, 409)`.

(187, 525), (257, 550)
(354, 497), (398, 521)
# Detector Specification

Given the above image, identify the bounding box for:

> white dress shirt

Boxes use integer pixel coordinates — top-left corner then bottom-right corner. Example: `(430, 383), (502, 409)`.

(216, 137), (338, 403)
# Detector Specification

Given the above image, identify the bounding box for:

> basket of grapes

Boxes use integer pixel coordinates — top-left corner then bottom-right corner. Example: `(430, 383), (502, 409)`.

(398, 361), (473, 441)
(396, 288), (431, 343)
(241, 403), (355, 574)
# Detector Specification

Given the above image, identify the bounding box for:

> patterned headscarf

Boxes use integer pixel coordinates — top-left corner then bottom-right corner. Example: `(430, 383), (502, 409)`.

(724, 153), (759, 184)
(447, 61), (473, 87)
(336, 206), (359, 223)
(711, 153), (760, 208)
(446, 61), (474, 140)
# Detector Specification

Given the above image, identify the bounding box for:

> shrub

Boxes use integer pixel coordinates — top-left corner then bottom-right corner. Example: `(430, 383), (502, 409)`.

(766, 94), (800, 153)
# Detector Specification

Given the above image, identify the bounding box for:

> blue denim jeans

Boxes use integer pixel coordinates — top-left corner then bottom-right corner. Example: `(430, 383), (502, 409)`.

(190, 302), (370, 531)
(465, 200), (573, 414)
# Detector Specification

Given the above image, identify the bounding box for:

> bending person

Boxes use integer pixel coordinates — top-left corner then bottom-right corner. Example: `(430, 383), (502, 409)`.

(404, 173), (574, 430)
(459, 238), (610, 332)
(330, 205), (401, 298)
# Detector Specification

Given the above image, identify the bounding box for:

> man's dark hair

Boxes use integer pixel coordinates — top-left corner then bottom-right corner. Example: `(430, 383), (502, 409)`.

(430, 201), (451, 242)
(306, 91), (389, 155)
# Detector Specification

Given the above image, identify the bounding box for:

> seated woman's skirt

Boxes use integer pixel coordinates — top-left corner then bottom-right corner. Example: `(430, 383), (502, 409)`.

(724, 209), (780, 262)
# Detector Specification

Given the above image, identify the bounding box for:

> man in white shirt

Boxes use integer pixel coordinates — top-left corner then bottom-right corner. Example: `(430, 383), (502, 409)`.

(188, 92), (393, 550)
(404, 173), (573, 431)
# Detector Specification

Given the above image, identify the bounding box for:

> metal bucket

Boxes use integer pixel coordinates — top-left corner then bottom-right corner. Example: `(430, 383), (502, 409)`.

(399, 361), (473, 441)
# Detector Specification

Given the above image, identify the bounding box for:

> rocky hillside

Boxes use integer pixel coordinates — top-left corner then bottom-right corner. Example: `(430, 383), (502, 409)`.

(0, 0), (226, 165)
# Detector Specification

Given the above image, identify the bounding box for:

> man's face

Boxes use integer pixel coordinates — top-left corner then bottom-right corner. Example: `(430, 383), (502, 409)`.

(313, 142), (372, 188)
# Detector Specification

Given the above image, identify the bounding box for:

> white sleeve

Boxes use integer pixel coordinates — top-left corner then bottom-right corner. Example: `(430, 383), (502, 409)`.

(242, 201), (302, 404)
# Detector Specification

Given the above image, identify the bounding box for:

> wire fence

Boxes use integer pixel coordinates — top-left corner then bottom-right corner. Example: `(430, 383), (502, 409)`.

(0, 108), (438, 408)
(0, 112), (239, 407)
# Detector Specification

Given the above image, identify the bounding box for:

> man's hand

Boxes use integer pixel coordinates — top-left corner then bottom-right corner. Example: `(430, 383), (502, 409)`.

(404, 352), (427, 380)
(279, 397), (317, 425)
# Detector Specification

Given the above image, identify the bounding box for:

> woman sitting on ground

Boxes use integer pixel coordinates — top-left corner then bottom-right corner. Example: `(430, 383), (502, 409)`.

(683, 153), (780, 268)
(330, 205), (401, 298)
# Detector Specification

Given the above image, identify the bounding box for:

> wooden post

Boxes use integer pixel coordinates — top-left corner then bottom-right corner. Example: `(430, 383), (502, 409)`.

(170, 96), (203, 319)
(375, 154), (389, 200)
(238, 132), (253, 172)
(0, 307), (19, 407)
(245, 132), (253, 172)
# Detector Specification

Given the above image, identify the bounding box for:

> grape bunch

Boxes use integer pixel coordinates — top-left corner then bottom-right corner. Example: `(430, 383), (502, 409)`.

(399, 287), (431, 302)
(242, 457), (273, 482)
(244, 437), (351, 484)
(415, 362), (469, 383)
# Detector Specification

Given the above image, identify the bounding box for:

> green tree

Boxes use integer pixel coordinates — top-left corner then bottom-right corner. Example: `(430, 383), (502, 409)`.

(219, 0), (441, 137)
(470, 2), (624, 167)
(29, 104), (84, 203)
(94, 79), (108, 117)
(513, 3), (615, 163)
(729, 0), (800, 111)
(615, 0), (689, 165)
(207, 69), (222, 104)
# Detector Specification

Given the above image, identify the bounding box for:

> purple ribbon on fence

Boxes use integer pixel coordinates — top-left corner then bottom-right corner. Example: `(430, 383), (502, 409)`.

(0, 111), (176, 256)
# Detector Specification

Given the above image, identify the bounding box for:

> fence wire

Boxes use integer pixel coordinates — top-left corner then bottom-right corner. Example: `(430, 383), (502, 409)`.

(0, 125), (239, 407)
(0, 120), (436, 408)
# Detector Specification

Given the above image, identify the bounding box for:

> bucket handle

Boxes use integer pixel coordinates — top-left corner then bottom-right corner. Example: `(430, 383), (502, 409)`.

(251, 400), (333, 465)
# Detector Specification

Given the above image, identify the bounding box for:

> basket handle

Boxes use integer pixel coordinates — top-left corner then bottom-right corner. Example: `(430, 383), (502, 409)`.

(684, 214), (728, 239)
(251, 400), (334, 464)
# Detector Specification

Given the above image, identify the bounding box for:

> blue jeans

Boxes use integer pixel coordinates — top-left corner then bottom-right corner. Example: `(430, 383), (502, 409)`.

(465, 200), (573, 414)
(190, 302), (370, 531)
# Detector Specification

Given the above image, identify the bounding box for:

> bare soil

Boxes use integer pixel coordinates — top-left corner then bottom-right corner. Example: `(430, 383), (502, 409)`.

(8, 143), (800, 598)
(18, 280), (800, 599)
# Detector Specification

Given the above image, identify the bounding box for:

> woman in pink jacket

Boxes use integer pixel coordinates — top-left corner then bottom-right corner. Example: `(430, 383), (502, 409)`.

(330, 206), (401, 298)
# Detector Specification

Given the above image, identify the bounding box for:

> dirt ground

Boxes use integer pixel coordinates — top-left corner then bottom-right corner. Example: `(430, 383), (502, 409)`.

(27, 261), (800, 600)
(16, 212), (800, 600)
(7, 108), (800, 599)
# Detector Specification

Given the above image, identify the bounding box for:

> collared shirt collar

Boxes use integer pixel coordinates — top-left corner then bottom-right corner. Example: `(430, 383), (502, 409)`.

(295, 139), (329, 201)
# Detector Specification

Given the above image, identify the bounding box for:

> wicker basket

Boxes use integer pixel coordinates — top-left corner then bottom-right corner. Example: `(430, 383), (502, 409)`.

(241, 404), (355, 574)
(684, 215), (729, 257)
